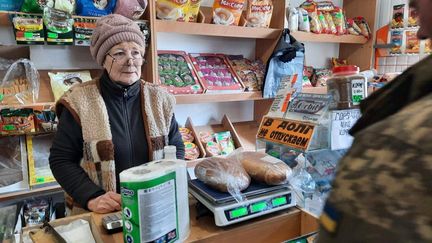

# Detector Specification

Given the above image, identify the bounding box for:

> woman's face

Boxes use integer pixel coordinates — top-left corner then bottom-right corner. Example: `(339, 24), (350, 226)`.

(103, 41), (145, 85)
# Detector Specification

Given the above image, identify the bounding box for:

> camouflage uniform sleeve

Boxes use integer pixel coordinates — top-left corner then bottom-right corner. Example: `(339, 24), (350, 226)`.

(317, 94), (432, 242)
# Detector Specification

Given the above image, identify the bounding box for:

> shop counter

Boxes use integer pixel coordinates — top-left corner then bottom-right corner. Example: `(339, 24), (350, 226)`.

(91, 197), (319, 243)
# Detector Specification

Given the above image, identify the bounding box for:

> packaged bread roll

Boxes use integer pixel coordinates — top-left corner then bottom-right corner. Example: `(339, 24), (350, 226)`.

(240, 151), (292, 185)
(194, 157), (250, 192)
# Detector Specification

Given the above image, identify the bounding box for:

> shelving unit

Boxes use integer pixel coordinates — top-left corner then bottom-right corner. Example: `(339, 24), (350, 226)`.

(0, 185), (62, 202)
(291, 31), (368, 44)
(175, 91), (267, 104)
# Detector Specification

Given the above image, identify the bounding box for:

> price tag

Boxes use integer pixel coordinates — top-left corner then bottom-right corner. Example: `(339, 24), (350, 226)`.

(330, 109), (361, 150)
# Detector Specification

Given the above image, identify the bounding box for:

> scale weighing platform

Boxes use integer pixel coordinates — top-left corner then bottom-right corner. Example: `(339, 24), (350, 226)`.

(189, 179), (295, 226)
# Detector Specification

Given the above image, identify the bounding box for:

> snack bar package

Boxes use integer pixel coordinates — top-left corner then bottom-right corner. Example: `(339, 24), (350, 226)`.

(391, 4), (405, 29)
(390, 31), (403, 55)
(405, 30), (420, 54)
(156, 0), (187, 21)
(49, 71), (92, 101)
(212, 0), (246, 26)
(245, 0), (273, 28)
(158, 51), (203, 94)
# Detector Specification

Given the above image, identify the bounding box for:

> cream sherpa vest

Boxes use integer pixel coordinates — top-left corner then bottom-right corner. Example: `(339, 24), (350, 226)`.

(56, 78), (175, 193)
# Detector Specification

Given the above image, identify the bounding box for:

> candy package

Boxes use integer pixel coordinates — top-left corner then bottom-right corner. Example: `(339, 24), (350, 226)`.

(245, 0), (273, 28)
(12, 14), (45, 45)
(308, 11), (322, 34)
(43, 7), (74, 45)
(212, 0), (246, 26)
(391, 4), (405, 29)
(76, 0), (116, 17)
(313, 68), (332, 86)
(114, 0), (147, 20)
(331, 7), (346, 35)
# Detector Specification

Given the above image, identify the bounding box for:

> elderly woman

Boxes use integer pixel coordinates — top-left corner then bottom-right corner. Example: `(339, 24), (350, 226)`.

(49, 14), (184, 214)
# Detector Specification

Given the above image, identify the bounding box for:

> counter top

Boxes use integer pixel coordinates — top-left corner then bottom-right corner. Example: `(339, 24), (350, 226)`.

(91, 197), (318, 243)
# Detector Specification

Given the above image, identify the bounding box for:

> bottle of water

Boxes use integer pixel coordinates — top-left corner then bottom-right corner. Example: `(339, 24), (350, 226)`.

(164, 146), (177, 160)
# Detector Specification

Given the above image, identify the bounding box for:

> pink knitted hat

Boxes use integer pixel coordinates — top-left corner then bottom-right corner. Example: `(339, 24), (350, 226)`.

(90, 14), (145, 66)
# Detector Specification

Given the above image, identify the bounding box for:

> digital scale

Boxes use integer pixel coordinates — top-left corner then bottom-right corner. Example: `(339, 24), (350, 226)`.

(189, 179), (296, 226)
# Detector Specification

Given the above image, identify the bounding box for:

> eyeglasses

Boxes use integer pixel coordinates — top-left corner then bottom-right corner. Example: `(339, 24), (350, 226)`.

(106, 51), (147, 65)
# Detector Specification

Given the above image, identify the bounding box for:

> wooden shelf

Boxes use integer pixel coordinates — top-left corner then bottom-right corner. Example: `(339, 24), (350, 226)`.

(302, 86), (327, 94)
(291, 31), (368, 44)
(155, 20), (281, 39)
(175, 91), (269, 104)
(233, 121), (260, 151)
(0, 185), (63, 202)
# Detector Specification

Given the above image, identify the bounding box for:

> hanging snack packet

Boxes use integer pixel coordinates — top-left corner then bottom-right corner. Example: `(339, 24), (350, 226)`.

(212, 0), (246, 26)
(408, 6), (418, 27)
(324, 12), (336, 34)
(331, 7), (346, 35)
(298, 8), (310, 32)
(346, 18), (361, 35)
(288, 7), (299, 32)
(185, 0), (202, 22)
(318, 11), (329, 33)
(391, 4), (405, 29)
(309, 11), (322, 34)
(245, 0), (273, 28)
(405, 30), (420, 54)
(354, 17), (371, 39)
(425, 39), (432, 54)
(390, 31), (403, 55)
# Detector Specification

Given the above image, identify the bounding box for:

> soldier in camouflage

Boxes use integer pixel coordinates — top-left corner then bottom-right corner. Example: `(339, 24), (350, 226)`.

(317, 0), (432, 242)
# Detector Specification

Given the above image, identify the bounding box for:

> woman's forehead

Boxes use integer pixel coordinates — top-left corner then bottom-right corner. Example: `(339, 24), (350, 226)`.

(110, 42), (142, 51)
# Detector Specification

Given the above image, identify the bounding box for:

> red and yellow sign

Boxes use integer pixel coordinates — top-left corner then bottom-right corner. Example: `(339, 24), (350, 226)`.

(257, 117), (315, 151)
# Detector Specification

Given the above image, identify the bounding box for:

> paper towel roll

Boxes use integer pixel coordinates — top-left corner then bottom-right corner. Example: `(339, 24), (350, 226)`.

(120, 160), (190, 243)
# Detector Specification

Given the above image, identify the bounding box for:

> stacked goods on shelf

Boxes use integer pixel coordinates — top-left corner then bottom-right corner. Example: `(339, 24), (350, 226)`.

(180, 127), (200, 160)
(287, 0), (371, 39)
(199, 131), (235, 157)
(158, 51), (204, 94)
(0, 106), (57, 135)
(226, 55), (265, 91)
(189, 53), (244, 93)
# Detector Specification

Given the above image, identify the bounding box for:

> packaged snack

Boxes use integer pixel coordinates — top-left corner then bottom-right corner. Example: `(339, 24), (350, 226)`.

(331, 58), (347, 68)
(76, 0), (116, 17)
(298, 8), (310, 32)
(205, 141), (221, 156)
(0, 0), (24, 11)
(114, 0), (147, 20)
(0, 59), (40, 105)
(226, 55), (264, 91)
(331, 7), (346, 35)
(288, 7), (299, 32)
(390, 31), (403, 55)
(189, 53), (243, 93)
(185, 0), (202, 22)
(408, 6), (418, 27)
(158, 51), (203, 95)
(299, 0), (316, 13)
(391, 4), (405, 29)
(24, 199), (51, 226)
(215, 131), (235, 155)
(21, 0), (44, 13)
(156, 0), (187, 21)
(313, 68), (332, 86)
(73, 17), (97, 46)
(212, 0), (246, 26)
(318, 11), (328, 33)
(425, 39), (432, 54)
(353, 17), (371, 39)
(43, 7), (74, 45)
(245, 0), (273, 28)
(52, 0), (76, 14)
(12, 14), (45, 45)
(303, 66), (314, 87)
(184, 142), (199, 160)
(34, 107), (57, 132)
(27, 133), (56, 186)
(199, 131), (214, 143)
(346, 18), (361, 35)
(180, 127), (194, 142)
(48, 71), (92, 101)
(316, 1), (334, 11)
(0, 108), (35, 135)
(308, 10), (322, 34)
(324, 12), (336, 35)
(405, 30), (420, 54)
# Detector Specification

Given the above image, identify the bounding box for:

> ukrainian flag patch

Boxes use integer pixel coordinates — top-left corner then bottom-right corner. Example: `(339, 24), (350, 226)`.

(320, 203), (342, 234)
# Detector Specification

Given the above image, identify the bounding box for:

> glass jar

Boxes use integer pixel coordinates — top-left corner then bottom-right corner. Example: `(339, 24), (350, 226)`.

(327, 65), (367, 110)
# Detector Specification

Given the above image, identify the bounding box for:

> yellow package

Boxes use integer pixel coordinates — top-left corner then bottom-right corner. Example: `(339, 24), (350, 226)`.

(212, 0), (246, 26)
(156, 0), (188, 21)
(185, 0), (202, 22)
(245, 0), (273, 28)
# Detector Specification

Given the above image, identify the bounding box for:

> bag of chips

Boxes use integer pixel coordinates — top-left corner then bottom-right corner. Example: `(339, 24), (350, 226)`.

(76, 0), (116, 17)
(212, 0), (246, 26)
(245, 0), (273, 28)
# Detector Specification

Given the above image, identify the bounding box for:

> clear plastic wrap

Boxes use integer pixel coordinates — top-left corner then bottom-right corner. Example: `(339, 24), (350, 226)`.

(238, 151), (293, 185)
(0, 136), (23, 188)
(194, 152), (250, 202)
(0, 59), (39, 105)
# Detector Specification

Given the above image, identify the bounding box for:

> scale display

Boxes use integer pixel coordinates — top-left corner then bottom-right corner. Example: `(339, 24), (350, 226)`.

(225, 195), (291, 221)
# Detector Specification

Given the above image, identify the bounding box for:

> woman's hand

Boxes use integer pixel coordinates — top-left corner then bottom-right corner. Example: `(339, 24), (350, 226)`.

(87, 191), (122, 213)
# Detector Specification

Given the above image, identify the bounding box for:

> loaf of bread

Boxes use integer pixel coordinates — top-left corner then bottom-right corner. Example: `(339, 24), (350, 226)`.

(240, 151), (292, 185)
(194, 157), (251, 192)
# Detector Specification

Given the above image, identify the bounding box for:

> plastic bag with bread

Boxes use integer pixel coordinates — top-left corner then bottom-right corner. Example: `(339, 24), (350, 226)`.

(194, 156), (250, 201)
(239, 151), (292, 185)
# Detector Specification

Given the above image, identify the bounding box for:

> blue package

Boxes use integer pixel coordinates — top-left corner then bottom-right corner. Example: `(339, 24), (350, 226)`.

(76, 0), (117, 17)
(0, 0), (24, 11)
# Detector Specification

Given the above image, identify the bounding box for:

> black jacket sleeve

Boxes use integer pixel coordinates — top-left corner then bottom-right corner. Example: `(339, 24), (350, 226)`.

(49, 109), (105, 209)
(168, 115), (185, 159)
